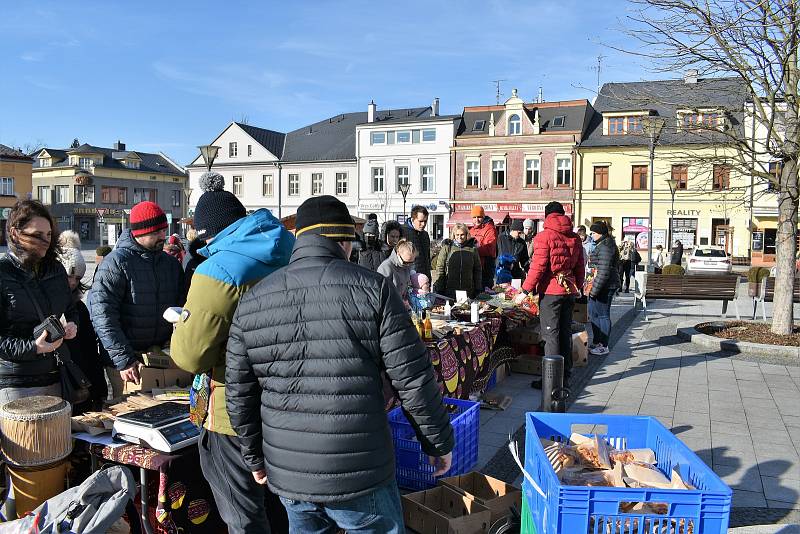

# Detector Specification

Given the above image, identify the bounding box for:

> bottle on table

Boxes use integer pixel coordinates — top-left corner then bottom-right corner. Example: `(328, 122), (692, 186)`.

(423, 311), (433, 341)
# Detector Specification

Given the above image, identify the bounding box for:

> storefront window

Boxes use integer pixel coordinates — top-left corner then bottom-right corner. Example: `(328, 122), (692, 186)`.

(671, 218), (698, 248)
(622, 217), (650, 250)
(763, 229), (777, 255)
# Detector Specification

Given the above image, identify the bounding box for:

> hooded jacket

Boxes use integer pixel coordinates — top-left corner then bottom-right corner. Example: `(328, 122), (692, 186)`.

(171, 209), (295, 436)
(377, 249), (413, 303)
(496, 232), (530, 279)
(402, 220), (431, 278)
(589, 235), (621, 296)
(469, 218), (498, 262)
(522, 213), (585, 296)
(90, 230), (184, 371)
(433, 238), (482, 298)
(225, 234), (453, 502)
(0, 254), (78, 388)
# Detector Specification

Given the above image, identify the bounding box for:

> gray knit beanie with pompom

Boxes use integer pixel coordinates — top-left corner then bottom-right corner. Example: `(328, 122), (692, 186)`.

(193, 172), (247, 239)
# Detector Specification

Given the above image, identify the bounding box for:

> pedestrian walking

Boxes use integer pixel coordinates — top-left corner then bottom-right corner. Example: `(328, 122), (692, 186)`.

(515, 202), (584, 389)
(402, 206), (431, 278)
(496, 219), (530, 279)
(469, 205), (498, 289)
(433, 223), (482, 299)
(225, 195), (453, 533)
(652, 244), (666, 273)
(171, 173), (294, 534)
(90, 201), (184, 398)
(378, 239), (417, 308)
(670, 240), (684, 266)
(619, 240), (635, 293)
(587, 222), (620, 356)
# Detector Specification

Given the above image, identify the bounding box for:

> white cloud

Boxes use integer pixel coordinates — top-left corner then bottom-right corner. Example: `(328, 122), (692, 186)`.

(20, 52), (44, 62)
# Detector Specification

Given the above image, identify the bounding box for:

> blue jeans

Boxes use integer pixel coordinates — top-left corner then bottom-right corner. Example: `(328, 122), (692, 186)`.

(589, 289), (614, 347)
(279, 480), (404, 534)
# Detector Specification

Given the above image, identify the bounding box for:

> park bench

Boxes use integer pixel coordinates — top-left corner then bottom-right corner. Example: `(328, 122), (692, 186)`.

(753, 276), (800, 320)
(634, 273), (743, 320)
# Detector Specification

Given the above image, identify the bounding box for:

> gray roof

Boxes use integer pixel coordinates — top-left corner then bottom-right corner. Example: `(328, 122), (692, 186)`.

(236, 122), (286, 159)
(0, 144), (32, 161)
(33, 144), (185, 176)
(457, 101), (592, 138)
(581, 76), (749, 147)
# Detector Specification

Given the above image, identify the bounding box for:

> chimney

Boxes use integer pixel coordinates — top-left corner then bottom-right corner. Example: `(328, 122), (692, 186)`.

(684, 69), (698, 84)
(431, 97), (440, 117)
(368, 100), (376, 123)
(114, 140), (126, 151)
(538, 87), (544, 103)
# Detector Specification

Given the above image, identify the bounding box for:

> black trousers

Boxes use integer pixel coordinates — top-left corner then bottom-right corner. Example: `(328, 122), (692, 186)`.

(619, 260), (632, 291)
(538, 294), (575, 382)
(199, 428), (289, 534)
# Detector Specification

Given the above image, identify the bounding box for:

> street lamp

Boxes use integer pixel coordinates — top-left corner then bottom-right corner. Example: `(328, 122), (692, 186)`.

(642, 116), (666, 267)
(399, 182), (411, 221)
(665, 178), (679, 251)
(197, 145), (221, 172)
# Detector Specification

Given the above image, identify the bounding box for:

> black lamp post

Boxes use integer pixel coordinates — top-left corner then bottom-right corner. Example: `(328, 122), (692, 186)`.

(643, 116), (666, 268)
(198, 145), (221, 172)
(399, 182), (411, 221)
(666, 177), (678, 251)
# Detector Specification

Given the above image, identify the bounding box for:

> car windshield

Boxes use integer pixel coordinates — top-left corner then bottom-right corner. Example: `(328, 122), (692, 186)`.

(694, 249), (727, 258)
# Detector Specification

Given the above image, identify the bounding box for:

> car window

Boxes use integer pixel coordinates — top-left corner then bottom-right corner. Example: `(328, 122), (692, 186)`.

(694, 249), (727, 258)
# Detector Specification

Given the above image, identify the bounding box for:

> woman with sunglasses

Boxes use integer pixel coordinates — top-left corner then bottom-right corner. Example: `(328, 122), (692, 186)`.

(377, 239), (417, 308)
(0, 200), (78, 403)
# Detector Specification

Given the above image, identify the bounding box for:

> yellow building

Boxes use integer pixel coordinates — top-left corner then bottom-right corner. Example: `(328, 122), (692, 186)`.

(577, 76), (751, 262)
(0, 144), (33, 246)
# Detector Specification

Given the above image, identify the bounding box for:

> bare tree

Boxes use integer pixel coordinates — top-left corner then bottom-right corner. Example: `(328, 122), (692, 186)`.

(618, 0), (799, 335)
(20, 139), (47, 156)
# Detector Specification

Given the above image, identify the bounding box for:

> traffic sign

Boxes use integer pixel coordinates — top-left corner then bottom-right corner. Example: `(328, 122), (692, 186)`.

(96, 208), (108, 217)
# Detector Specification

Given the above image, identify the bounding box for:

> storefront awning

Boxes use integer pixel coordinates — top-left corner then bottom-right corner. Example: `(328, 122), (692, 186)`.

(447, 211), (509, 226)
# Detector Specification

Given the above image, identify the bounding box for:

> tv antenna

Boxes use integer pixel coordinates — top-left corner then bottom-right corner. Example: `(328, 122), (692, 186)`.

(593, 54), (605, 96)
(491, 79), (507, 104)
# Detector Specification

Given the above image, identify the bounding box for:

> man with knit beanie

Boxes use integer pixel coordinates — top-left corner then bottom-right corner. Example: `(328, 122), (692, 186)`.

(91, 201), (184, 395)
(226, 195), (453, 533)
(514, 201), (584, 389)
(496, 218), (530, 279)
(469, 204), (499, 288)
(171, 172), (294, 534)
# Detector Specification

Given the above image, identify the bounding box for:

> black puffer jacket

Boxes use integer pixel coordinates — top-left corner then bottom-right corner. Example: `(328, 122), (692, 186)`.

(402, 223), (431, 278)
(0, 254), (78, 388)
(90, 230), (184, 370)
(357, 243), (389, 272)
(496, 232), (530, 279)
(589, 235), (620, 297)
(226, 234), (454, 503)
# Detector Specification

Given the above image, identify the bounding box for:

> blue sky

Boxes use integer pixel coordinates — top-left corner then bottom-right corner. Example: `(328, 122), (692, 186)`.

(0, 0), (648, 165)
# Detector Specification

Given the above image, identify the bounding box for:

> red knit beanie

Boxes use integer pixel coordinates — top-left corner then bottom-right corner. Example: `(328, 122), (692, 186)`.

(130, 201), (168, 237)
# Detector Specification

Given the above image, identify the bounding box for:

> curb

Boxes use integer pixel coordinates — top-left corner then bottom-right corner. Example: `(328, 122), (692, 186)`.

(677, 325), (800, 358)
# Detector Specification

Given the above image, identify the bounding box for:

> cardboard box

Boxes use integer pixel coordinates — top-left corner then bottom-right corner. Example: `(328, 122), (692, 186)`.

(439, 472), (522, 523)
(122, 367), (167, 395)
(572, 331), (589, 367)
(506, 327), (541, 345)
(163, 369), (193, 388)
(402, 486), (492, 534)
(573, 299), (588, 323)
(509, 353), (542, 375)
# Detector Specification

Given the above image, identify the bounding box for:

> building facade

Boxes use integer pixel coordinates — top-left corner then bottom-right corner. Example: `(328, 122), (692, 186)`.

(0, 145), (33, 246)
(451, 91), (591, 233)
(577, 75), (751, 260)
(356, 99), (456, 240)
(33, 141), (187, 244)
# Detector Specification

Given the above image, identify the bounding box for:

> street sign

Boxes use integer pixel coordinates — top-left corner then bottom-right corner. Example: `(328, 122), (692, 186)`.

(96, 208), (108, 218)
(166, 213), (173, 225)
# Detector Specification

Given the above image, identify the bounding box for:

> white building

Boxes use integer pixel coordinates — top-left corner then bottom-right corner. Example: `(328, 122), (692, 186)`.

(356, 99), (459, 240)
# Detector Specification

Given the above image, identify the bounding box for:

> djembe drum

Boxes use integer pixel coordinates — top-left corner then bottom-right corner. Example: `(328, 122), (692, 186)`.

(0, 395), (72, 517)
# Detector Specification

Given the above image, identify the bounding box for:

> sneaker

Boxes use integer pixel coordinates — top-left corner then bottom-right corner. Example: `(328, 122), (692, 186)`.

(590, 345), (609, 356)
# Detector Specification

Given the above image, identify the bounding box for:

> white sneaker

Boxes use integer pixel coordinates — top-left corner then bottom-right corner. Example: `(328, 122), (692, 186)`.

(589, 345), (609, 356)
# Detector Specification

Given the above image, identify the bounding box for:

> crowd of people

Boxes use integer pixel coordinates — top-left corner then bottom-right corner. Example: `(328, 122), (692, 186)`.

(0, 186), (690, 532)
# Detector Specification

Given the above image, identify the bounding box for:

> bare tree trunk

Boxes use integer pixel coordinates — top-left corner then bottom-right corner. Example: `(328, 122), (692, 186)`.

(772, 184), (798, 334)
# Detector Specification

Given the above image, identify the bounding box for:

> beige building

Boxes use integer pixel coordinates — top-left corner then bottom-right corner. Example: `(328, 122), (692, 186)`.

(0, 144), (33, 246)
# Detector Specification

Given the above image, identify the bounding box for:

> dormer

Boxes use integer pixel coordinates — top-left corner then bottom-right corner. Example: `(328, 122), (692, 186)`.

(602, 110), (654, 136)
(67, 144), (103, 170)
(36, 149), (54, 168)
(676, 107), (725, 131)
(504, 89), (525, 135)
(113, 151), (142, 169)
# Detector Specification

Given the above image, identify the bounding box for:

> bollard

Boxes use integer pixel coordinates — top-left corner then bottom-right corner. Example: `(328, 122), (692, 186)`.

(541, 355), (570, 413)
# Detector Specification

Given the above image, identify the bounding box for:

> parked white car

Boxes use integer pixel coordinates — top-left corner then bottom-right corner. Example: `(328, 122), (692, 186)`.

(686, 246), (733, 274)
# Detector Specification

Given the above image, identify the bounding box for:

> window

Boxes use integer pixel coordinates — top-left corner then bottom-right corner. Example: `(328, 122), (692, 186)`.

(229, 142), (238, 157)
(38, 186), (51, 204)
(713, 164), (730, 190)
(421, 129), (436, 142)
(38, 158), (51, 167)
(101, 186), (127, 204)
(608, 117), (625, 135)
(0, 177), (13, 196)
(262, 175), (273, 197)
(371, 167), (384, 193)
(79, 157), (93, 170)
(311, 173), (323, 195)
(491, 159), (506, 188)
(552, 115), (565, 127)
(232, 176), (243, 196)
(593, 166), (609, 190)
(466, 160), (480, 189)
(472, 120), (485, 131)
(631, 165), (648, 190)
(288, 174), (300, 196)
(671, 164), (688, 190)
(133, 188), (157, 203)
(370, 132), (386, 145)
(703, 113), (720, 127)
(682, 113), (701, 129)
(396, 166), (409, 191)
(55, 185), (69, 203)
(247, 144), (252, 157)
(421, 165), (434, 192)
(556, 157), (572, 187)
(74, 185), (94, 204)
(336, 172), (348, 196)
(525, 159), (540, 188)
(396, 131), (411, 144)
(123, 160), (140, 169)
(508, 114), (521, 135)
(171, 190), (181, 207)
(627, 116), (642, 133)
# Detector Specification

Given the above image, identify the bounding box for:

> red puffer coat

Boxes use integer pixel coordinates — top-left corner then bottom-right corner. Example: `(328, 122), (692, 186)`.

(469, 220), (498, 261)
(522, 213), (585, 296)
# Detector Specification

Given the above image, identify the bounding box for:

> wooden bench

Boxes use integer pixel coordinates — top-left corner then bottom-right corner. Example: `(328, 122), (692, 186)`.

(753, 277), (800, 320)
(634, 273), (743, 320)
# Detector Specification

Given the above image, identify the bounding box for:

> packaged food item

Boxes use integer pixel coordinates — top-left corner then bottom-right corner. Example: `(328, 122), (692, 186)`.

(574, 435), (612, 470)
(610, 447), (657, 465)
(561, 463), (624, 488)
(624, 462), (672, 489)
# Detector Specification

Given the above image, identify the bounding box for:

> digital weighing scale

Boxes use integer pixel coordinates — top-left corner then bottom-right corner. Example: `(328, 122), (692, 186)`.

(112, 402), (199, 453)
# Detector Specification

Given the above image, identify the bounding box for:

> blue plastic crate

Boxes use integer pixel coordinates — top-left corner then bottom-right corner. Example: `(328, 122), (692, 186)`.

(388, 397), (479, 490)
(523, 413), (731, 534)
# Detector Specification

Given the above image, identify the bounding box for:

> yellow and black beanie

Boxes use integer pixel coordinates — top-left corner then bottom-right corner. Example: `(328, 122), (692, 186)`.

(295, 195), (356, 241)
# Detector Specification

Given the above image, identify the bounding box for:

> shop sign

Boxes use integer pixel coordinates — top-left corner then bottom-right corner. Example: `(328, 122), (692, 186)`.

(752, 231), (764, 251)
(358, 201), (384, 212)
(667, 209), (701, 216)
(454, 202), (574, 215)
(673, 231), (696, 246)
(57, 216), (70, 223)
(426, 204), (437, 212)
(622, 217), (650, 250)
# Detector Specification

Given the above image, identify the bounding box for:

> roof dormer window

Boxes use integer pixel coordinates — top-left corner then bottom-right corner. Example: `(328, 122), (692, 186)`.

(473, 120), (486, 131)
(508, 114), (521, 135)
(123, 160), (140, 169)
(78, 157), (93, 170)
(677, 109), (723, 131)
(38, 157), (51, 167)
(552, 115), (565, 127)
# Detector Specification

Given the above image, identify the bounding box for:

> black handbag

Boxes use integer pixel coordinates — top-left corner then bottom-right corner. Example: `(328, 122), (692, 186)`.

(23, 282), (91, 405)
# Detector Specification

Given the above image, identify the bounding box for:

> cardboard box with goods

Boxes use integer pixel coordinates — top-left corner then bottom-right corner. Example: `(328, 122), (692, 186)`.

(121, 368), (193, 395)
(509, 353), (542, 375)
(572, 331), (589, 367)
(573, 299), (588, 323)
(402, 486), (492, 534)
(506, 327), (540, 346)
(439, 472), (522, 523)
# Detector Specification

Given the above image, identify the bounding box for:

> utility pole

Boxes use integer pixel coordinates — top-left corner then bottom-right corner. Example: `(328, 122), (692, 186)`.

(491, 80), (507, 105)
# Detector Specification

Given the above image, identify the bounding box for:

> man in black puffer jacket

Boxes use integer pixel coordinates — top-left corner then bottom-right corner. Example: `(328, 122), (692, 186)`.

(90, 201), (184, 396)
(402, 205), (431, 278)
(587, 221), (620, 356)
(226, 195), (453, 533)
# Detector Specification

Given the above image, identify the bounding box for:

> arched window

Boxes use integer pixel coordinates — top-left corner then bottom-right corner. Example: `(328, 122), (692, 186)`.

(508, 114), (521, 135)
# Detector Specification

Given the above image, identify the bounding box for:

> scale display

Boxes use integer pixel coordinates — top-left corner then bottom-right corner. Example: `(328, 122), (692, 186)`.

(113, 402), (199, 452)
